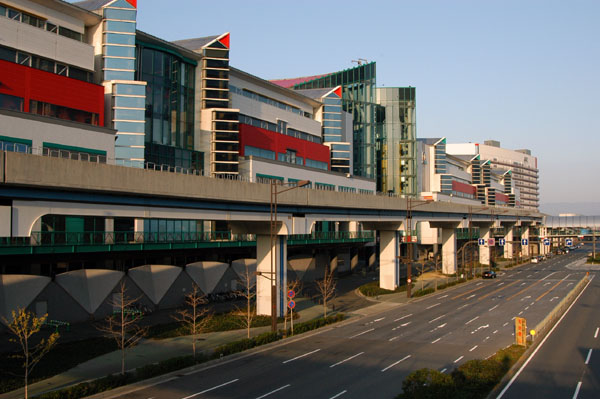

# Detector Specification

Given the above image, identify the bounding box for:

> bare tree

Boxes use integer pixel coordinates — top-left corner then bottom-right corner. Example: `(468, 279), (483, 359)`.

(3, 308), (59, 399)
(232, 262), (256, 338)
(316, 267), (337, 318)
(96, 280), (148, 375)
(172, 284), (211, 359)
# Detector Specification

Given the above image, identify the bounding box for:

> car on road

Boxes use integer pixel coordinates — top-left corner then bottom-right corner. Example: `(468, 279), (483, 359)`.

(531, 256), (539, 263)
(482, 270), (497, 279)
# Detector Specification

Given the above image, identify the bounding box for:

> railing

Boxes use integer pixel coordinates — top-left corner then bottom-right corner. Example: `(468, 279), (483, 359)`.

(0, 230), (374, 248)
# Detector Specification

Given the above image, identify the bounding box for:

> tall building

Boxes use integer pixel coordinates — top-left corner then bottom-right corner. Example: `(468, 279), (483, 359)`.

(447, 141), (538, 210)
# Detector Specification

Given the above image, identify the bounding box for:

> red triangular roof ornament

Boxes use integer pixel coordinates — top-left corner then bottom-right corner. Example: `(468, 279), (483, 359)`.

(124, 0), (136, 8)
(334, 86), (342, 98)
(218, 33), (230, 49)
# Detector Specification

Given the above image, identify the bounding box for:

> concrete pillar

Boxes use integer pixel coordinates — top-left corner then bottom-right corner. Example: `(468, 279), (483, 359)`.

(351, 248), (359, 272)
(256, 234), (287, 317)
(505, 224), (514, 259)
(105, 217), (114, 244)
(30, 217), (42, 245)
(330, 250), (338, 274)
(479, 226), (492, 266)
(441, 228), (457, 274)
(349, 221), (360, 233)
(134, 218), (144, 243)
(379, 230), (400, 290)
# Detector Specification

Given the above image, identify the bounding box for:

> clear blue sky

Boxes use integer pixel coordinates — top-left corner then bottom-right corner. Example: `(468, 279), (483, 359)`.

(132, 0), (599, 207)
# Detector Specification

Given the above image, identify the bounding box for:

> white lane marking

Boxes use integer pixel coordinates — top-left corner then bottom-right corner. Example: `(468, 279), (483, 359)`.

(595, 327), (599, 338)
(431, 337), (441, 343)
(520, 282), (527, 286)
(572, 381), (582, 399)
(394, 314), (413, 322)
(471, 325), (489, 334)
(469, 345), (478, 352)
(550, 296), (559, 302)
(330, 352), (365, 368)
(521, 296), (531, 301)
(567, 282), (574, 287)
(438, 294), (449, 299)
(374, 317), (385, 322)
(496, 275), (594, 399)
(440, 368), (447, 373)
(429, 323), (447, 333)
(518, 311), (523, 315)
(511, 316), (516, 320)
(525, 306), (529, 310)
(458, 304), (469, 310)
(429, 314), (446, 323)
(467, 294), (476, 299)
(282, 349), (320, 364)
(389, 336), (400, 342)
(585, 349), (592, 365)
(182, 379), (239, 399)
(349, 329), (374, 339)
(476, 282), (483, 286)
(255, 384), (291, 399)
(527, 275), (532, 278)
(544, 282), (552, 286)
(531, 302), (535, 306)
(427, 303), (441, 309)
(484, 336), (490, 341)
(493, 329), (498, 334)
(454, 355), (464, 363)
(489, 305), (499, 312)
(329, 391), (347, 399)
(497, 282), (505, 286)
(503, 322), (509, 327)
(541, 271), (557, 280)
(466, 316), (480, 325)
(381, 355), (411, 372)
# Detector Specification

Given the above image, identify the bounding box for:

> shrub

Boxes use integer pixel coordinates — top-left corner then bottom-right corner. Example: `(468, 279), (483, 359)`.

(412, 287), (435, 297)
(358, 281), (412, 297)
(398, 368), (455, 399)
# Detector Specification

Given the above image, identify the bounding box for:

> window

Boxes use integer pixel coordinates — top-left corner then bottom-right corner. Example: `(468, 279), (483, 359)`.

(0, 93), (24, 111)
(17, 52), (31, 66)
(0, 136), (31, 153)
(30, 100), (99, 125)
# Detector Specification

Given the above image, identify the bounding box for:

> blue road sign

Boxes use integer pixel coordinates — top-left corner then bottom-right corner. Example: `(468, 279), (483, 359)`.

(544, 239), (550, 246)
(521, 238), (529, 246)
(566, 238), (573, 246)
(478, 238), (485, 246)
(498, 238), (506, 246)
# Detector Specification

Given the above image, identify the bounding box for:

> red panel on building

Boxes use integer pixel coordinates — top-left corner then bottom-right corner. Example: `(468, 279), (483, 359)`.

(0, 60), (104, 125)
(239, 124), (330, 167)
(452, 180), (476, 195)
(495, 192), (510, 203)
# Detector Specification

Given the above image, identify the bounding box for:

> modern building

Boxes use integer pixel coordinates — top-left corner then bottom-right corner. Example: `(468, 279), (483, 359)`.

(447, 140), (538, 210)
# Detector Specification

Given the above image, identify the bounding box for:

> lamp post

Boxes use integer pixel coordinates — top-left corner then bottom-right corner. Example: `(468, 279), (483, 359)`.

(269, 179), (310, 332)
(403, 197), (432, 298)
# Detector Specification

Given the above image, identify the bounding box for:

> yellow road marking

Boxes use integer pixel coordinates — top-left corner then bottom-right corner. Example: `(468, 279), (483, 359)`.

(506, 279), (543, 301)
(536, 276), (567, 301)
(478, 280), (521, 301)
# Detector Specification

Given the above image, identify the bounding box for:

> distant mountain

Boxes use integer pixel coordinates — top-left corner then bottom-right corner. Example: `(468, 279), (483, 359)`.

(539, 202), (600, 216)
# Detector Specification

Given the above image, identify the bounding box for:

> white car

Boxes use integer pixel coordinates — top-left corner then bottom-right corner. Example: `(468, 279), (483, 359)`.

(531, 257), (538, 263)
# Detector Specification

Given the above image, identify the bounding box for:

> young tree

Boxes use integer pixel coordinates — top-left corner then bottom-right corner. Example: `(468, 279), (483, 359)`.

(232, 262), (256, 338)
(316, 267), (337, 318)
(3, 308), (59, 399)
(172, 284), (211, 359)
(96, 280), (148, 375)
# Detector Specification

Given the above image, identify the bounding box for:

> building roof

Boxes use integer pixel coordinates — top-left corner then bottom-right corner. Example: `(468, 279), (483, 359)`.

(73, 0), (113, 10)
(136, 30), (202, 63)
(172, 36), (221, 52)
(294, 88), (334, 100)
(270, 73), (332, 88)
(417, 137), (443, 145)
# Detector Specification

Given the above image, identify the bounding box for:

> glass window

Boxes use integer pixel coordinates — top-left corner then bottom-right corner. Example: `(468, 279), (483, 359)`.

(104, 45), (135, 58)
(8, 9), (21, 20)
(104, 32), (135, 45)
(58, 26), (83, 41)
(45, 22), (57, 33)
(0, 93), (24, 111)
(104, 70), (133, 80)
(103, 8), (137, 20)
(115, 84), (145, 96)
(114, 108), (144, 120)
(0, 46), (16, 62)
(114, 121), (145, 133)
(114, 96), (145, 108)
(17, 52), (31, 66)
(69, 67), (91, 82)
(56, 63), (68, 76)
(115, 134), (144, 146)
(104, 20), (135, 33)
(0, 5), (6, 17)
(104, 57), (135, 70)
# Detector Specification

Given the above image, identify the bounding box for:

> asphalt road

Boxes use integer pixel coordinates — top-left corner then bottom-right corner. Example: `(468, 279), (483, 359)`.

(115, 250), (589, 399)
(497, 253), (599, 398)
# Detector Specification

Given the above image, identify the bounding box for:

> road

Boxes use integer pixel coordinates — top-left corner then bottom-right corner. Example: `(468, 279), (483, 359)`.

(115, 250), (589, 399)
(497, 252), (599, 398)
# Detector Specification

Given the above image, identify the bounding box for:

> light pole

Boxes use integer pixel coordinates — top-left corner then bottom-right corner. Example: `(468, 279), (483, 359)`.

(403, 197), (432, 298)
(269, 179), (310, 332)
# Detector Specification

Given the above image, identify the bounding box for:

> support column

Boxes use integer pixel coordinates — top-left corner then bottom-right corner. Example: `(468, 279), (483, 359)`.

(521, 225), (530, 258)
(479, 226), (492, 266)
(379, 230), (400, 290)
(105, 217), (114, 244)
(505, 224), (514, 259)
(134, 218), (144, 243)
(441, 228), (457, 275)
(256, 234), (287, 317)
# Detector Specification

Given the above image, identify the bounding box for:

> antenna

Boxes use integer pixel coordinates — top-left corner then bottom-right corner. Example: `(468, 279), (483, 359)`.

(351, 58), (368, 65)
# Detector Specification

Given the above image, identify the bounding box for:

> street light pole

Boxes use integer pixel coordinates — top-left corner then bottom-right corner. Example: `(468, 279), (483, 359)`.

(269, 179), (310, 333)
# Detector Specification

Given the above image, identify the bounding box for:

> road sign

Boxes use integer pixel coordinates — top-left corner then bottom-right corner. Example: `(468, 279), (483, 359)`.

(488, 238), (495, 246)
(287, 290), (295, 299)
(498, 238), (506, 246)
(478, 238), (485, 246)
(566, 238), (573, 246)
(515, 317), (527, 346)
(521, 238), (528, 246)
(287, 300), (296, 309)
(544, 238), (550, 246)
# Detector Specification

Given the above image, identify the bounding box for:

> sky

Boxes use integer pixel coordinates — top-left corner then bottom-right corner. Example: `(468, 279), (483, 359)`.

(131, 0), (599, 210)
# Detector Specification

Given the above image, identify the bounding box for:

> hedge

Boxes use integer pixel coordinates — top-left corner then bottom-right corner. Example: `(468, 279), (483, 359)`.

(397, 345), (526, 399)
(358, 281), (412, 297)
(148, 313), (275, 339)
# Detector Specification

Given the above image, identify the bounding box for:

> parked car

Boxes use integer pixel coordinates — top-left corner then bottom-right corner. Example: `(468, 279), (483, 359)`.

(531, 257), (538, 263)
(482, 270), (497, 279)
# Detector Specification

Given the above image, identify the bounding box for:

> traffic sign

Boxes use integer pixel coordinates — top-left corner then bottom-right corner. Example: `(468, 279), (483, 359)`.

(544, 239), (550, 246)
(488, 238), (495, 246)
(566, 238), (573, 246)
(287, 290), (295, 299)
(521, 238), (528, 246)
(478, 238), (485, 246)
(287, 300), (296, 309)
(498, 238), (506, 246)
(515, 317), (527, 346)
